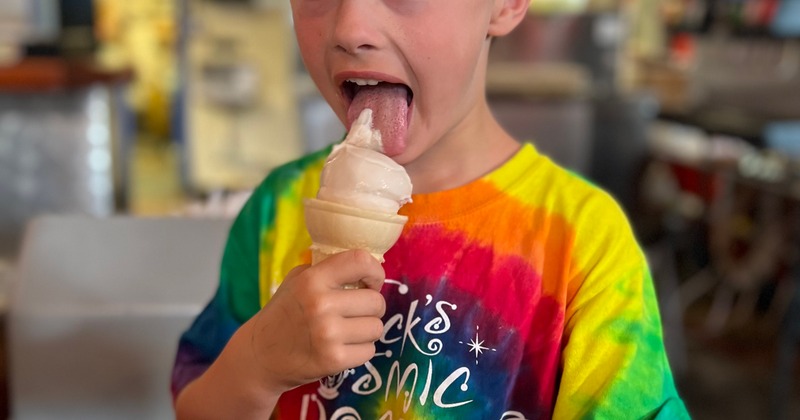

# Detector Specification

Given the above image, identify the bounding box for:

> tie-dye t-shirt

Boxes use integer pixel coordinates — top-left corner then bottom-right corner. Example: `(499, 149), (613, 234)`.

(172, 143), (689, 419)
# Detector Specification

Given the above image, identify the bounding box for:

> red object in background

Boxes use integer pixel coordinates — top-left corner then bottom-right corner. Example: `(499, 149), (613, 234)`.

(759, 0), (780, 27)
(670, 32), (696, 67)
(668, 162), (724, 204)
(743, 0), (780, 28)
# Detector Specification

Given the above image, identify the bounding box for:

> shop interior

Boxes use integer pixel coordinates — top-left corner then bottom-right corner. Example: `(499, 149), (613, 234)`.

(0, 0), (799, 418)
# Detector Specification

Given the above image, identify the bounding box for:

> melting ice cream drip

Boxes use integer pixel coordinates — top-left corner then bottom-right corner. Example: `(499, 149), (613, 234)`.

(340, 108), (383, 152)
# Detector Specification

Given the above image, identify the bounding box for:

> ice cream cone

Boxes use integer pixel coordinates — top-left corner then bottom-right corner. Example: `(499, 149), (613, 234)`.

(304, 198), (407, 265)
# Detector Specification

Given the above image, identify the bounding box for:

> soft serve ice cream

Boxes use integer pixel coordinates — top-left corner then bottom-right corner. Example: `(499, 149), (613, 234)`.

(304, 108), (412, 265)
(317, 108), (412, 214)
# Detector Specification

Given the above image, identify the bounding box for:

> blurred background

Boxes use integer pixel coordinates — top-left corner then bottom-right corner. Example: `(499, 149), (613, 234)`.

(0, 0), (798, 418)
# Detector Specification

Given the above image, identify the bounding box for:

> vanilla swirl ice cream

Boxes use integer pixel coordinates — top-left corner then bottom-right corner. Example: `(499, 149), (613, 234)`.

(317, 109), (412, 214)
(304, 108), (413, 265)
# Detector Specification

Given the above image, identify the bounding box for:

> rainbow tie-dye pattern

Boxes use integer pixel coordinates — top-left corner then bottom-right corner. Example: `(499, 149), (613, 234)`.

(172, 143), (689, 419)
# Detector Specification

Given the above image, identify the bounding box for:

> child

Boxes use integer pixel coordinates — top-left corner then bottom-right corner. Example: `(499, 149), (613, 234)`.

(172, 0), (690, 418)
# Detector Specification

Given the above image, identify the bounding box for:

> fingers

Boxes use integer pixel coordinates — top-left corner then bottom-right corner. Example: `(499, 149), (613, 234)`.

(253, 253), (386, 385)
(316, 342), (378, 376)
(341, 342), (378, 370)
(311, 316), (383, 347)
(285, 264), (310, 279)
(311, 250), (386, 292)
(334, 288), (386, 318)
(341, 317), (385, 345)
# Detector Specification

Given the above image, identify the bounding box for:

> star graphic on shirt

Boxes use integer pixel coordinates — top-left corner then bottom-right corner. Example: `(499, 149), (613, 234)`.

(459, 326), (496, 365)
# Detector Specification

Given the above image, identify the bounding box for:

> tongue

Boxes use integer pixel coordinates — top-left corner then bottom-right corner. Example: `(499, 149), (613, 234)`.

(347, 84), (408, 156)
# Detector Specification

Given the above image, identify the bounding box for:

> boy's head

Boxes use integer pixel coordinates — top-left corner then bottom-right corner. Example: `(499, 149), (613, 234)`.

(290, 0), (530, 168)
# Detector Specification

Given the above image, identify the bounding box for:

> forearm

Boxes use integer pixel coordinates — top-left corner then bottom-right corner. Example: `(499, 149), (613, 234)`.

(174, 321), (282, 419)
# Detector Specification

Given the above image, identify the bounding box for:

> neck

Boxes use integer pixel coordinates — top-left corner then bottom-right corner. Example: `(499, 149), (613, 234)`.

(404, 101), (520, 194)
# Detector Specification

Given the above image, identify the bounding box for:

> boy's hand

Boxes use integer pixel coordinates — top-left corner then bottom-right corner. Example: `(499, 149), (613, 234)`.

(248, 249), (386, 391)
(174, 249), (386, 419)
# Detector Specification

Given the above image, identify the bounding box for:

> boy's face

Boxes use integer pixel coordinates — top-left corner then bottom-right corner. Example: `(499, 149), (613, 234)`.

(291, 0), (517, 166)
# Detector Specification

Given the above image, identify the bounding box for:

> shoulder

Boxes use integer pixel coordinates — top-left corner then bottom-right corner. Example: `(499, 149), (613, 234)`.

(521, 155), (652, 324)
(515, 148), (630, 233)
(557, 170), (631, 240)
(539, 158), (647, 298)
(520, 151), (641, 266)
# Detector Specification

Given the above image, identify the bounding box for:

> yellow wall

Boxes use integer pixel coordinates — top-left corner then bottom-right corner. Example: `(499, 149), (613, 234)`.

(185, 1), (301, 191)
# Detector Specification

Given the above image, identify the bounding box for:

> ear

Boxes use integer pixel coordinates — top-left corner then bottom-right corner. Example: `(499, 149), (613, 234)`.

(488, 0), (530, 37)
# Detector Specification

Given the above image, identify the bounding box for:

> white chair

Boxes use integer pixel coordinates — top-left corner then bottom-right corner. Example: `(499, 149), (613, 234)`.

(8, 216), (231, 419)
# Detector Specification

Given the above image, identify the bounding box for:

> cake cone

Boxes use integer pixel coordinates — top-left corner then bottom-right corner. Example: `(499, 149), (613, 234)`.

(304, 198), (407, 265)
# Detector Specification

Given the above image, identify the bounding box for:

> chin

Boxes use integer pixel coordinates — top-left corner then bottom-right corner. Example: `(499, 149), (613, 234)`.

(387, 143), (422, 167)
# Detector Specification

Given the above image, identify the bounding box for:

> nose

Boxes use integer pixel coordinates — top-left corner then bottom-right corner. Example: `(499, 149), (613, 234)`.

(332, 0), (378, 54)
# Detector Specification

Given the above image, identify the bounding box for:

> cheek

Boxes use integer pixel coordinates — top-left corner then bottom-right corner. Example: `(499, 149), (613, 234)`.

(422, 41), (482, 101)
(296, 26), (322, 56)
(296, 28), (326, 72)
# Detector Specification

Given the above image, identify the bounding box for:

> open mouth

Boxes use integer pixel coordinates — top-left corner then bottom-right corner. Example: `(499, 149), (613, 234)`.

(340, 78), (413, 156)
(342, 79), (413, 106)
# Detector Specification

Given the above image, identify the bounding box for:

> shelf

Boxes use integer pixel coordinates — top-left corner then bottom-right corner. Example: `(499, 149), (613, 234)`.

(485, 61), (591, 99)
(0, 57), (131, 93)
(667, 26), (799, 40)
(658, 108), (768, 145)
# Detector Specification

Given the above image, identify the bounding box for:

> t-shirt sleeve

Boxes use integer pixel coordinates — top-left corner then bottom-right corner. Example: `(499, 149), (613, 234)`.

(170, 189), (265, 400)
(553, 193), (690, 419)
